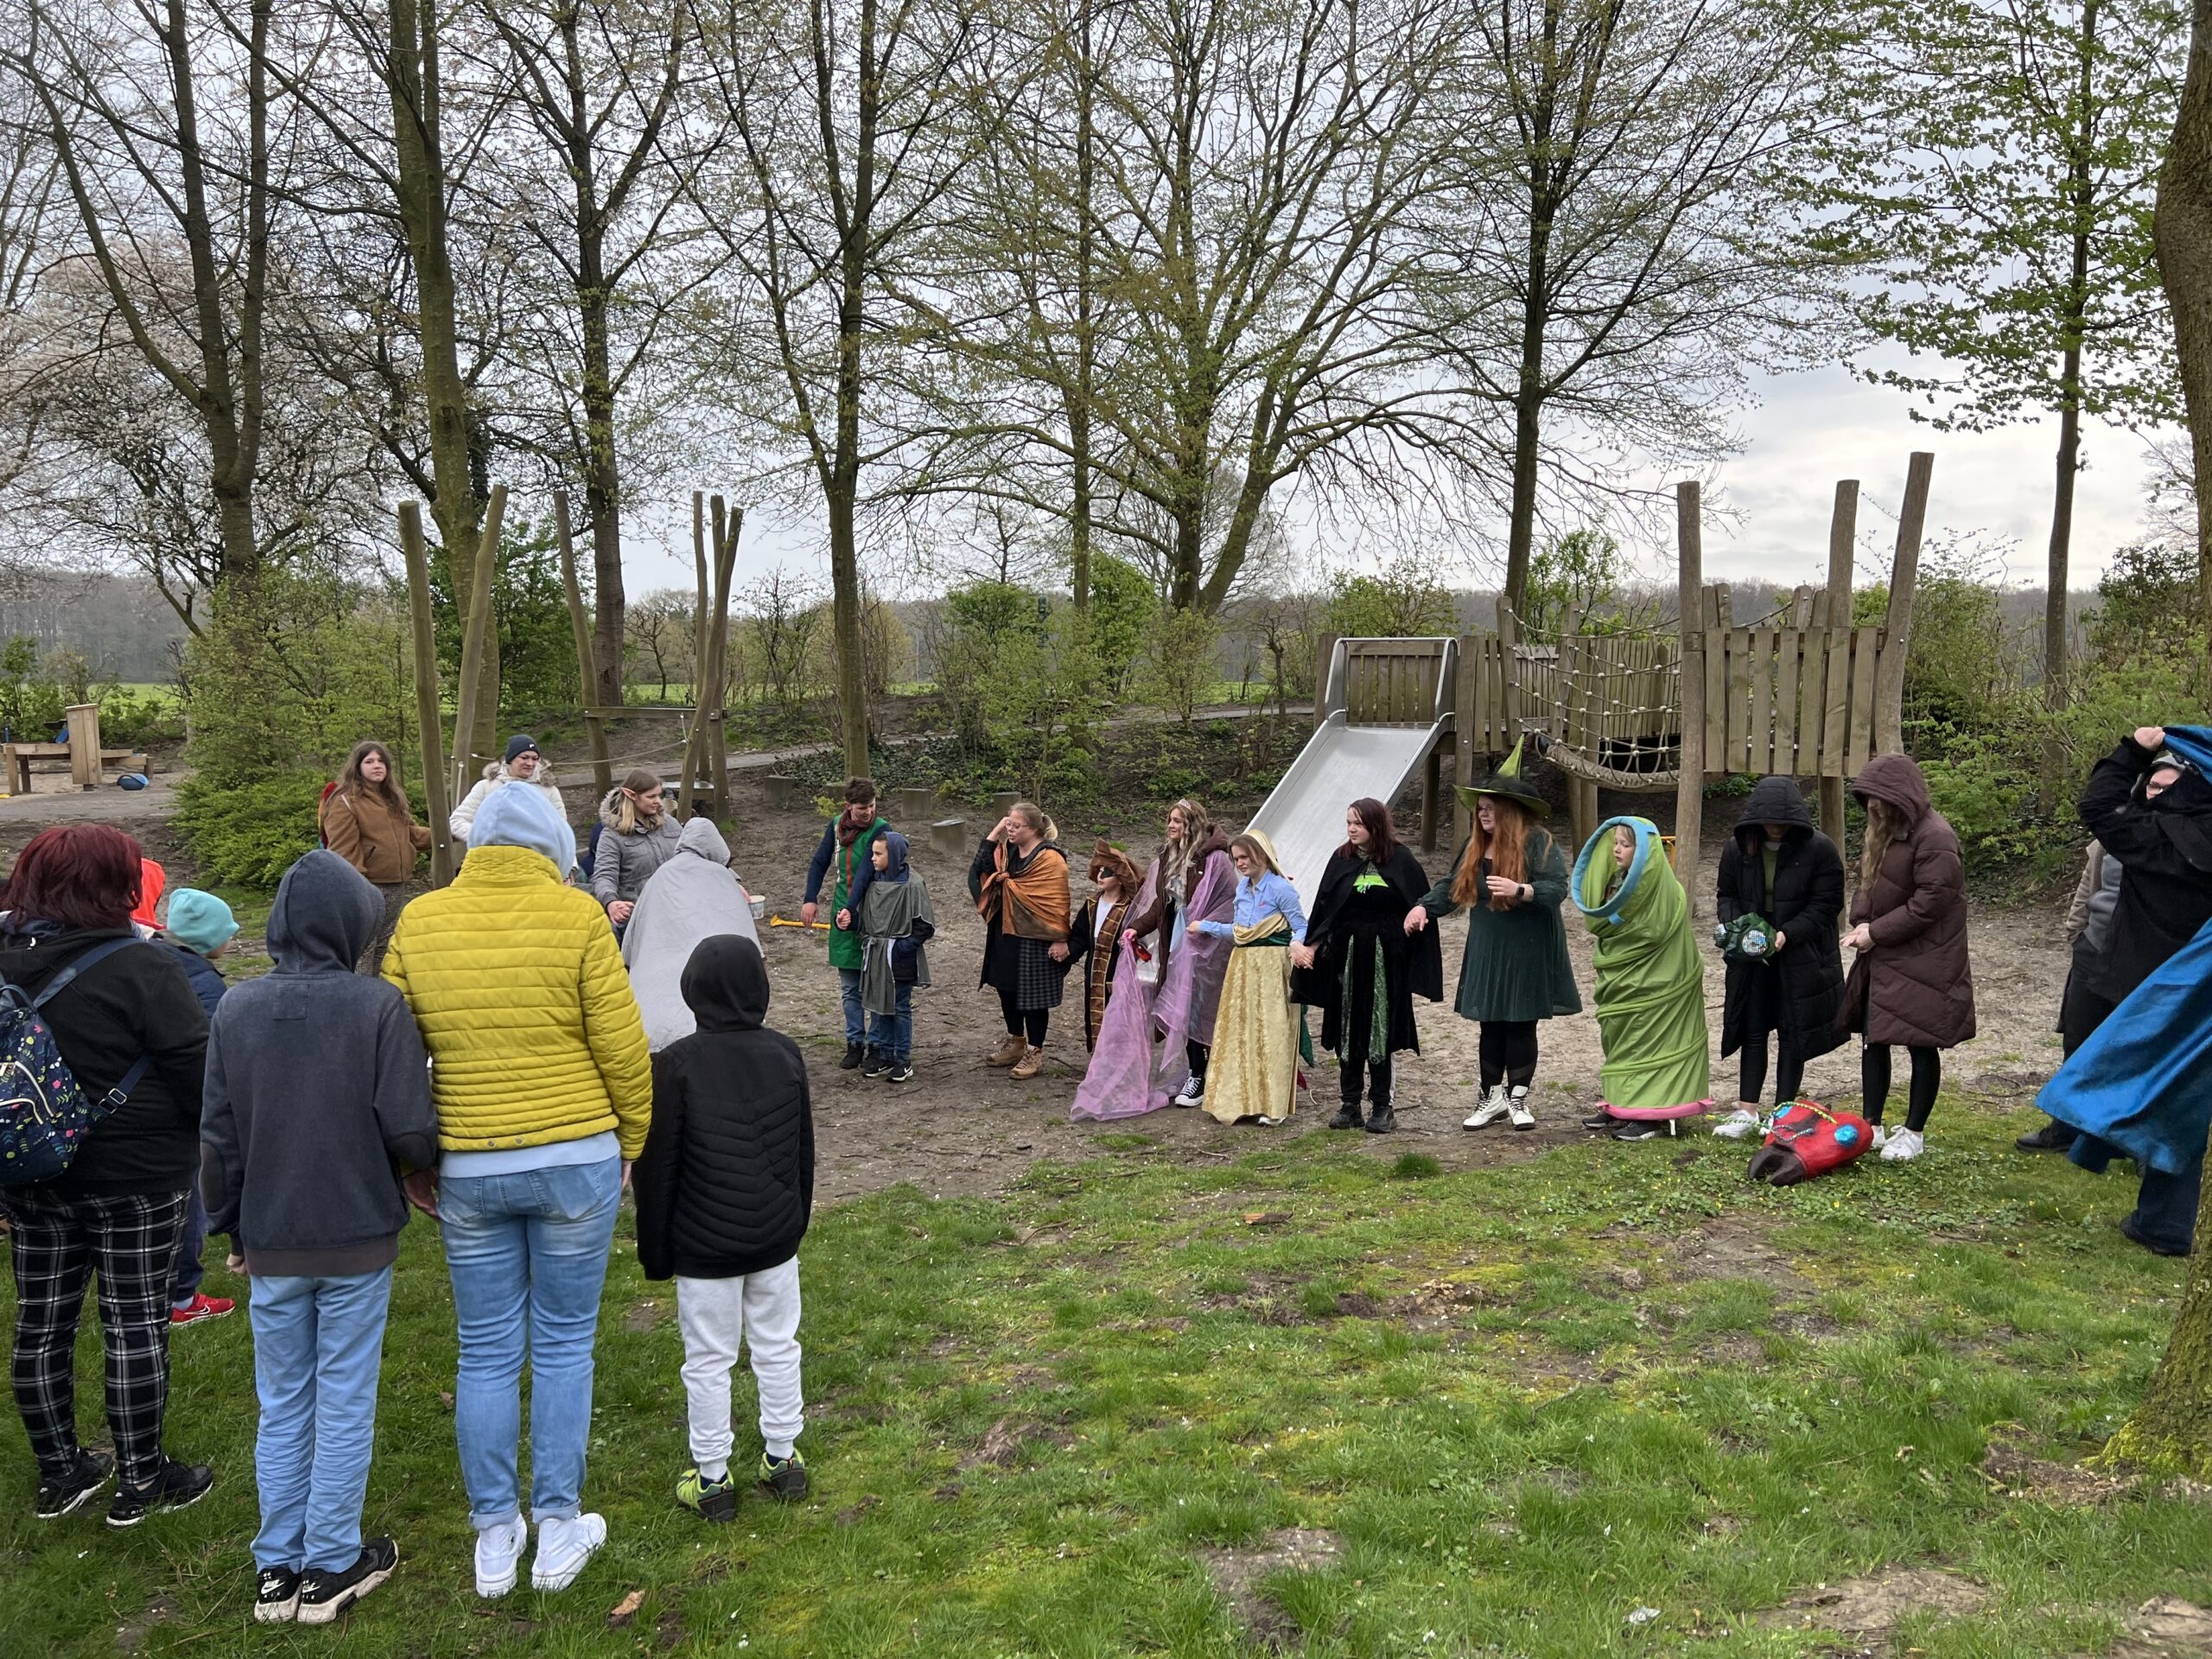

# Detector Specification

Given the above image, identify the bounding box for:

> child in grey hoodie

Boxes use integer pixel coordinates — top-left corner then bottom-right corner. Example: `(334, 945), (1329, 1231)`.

(200, 851), (437, 1627)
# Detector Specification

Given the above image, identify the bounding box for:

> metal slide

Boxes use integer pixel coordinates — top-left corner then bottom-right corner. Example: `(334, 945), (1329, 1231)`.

(1247, 637), (1457, 911)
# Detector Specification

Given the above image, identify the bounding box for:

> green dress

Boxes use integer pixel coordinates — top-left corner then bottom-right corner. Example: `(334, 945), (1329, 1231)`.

(1572, 817), (1711, 1114)
(1421, 829), (1581, 1022)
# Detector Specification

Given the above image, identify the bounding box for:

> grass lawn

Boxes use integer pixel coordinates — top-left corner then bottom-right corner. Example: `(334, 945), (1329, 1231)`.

(4, 1090), (2209, 1656)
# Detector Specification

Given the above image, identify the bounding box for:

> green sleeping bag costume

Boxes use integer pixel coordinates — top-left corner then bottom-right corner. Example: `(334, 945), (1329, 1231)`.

(1571, 816), (1712, 1120)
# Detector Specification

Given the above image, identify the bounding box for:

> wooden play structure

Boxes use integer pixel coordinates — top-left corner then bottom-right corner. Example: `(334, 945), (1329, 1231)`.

(1255, 454), (1932, 907)
(1, 703), (147, 795)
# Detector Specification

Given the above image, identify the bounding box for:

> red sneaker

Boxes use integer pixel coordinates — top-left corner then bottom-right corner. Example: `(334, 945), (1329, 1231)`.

(170, 1294), (235, 1327)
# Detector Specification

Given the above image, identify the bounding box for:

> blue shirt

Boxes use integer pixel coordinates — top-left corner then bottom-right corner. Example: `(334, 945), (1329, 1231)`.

(1195, 872), (1306, 943)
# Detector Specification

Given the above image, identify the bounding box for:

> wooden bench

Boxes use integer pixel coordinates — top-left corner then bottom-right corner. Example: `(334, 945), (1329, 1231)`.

(2, 742), (142, 795)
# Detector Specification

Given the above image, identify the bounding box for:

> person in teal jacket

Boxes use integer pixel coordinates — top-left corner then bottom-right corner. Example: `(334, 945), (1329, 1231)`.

(800, 777), (888, 1070)
(1403, 740), (1580, 1132)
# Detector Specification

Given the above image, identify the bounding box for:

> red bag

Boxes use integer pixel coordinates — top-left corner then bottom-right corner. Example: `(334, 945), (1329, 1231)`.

(317, 779), (339, 848)
(1745, 1098), (1873, 1185)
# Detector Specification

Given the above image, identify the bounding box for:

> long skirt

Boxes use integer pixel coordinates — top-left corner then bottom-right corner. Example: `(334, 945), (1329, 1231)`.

(1203, 946), (1300, 1126)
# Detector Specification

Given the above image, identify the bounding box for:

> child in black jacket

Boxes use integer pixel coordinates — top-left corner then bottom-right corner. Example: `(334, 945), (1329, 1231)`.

(633, 934), (814, 1521)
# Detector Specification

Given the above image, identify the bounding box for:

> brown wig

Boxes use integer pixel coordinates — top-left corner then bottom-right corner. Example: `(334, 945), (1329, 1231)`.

(1451, 795), (1546, 908)
(339, 740), (409, 813)
(1339, 797), (1398, 863)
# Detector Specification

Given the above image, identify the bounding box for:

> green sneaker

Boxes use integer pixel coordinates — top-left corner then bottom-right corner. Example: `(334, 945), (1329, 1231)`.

(675, 1465), (736, 1523)
(758, 1450), (809, 1503)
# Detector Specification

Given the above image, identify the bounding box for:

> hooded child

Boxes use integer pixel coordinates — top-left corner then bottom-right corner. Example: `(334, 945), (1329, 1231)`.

(200, 850), (437, 1626)
(801, 779), (888, 1071)
(623, 817), (759, 1052)
(632, 935), (814, 1521)
(856, 830), (933, 1083)
(1192, 830), (1307, 1127)
(1570, 817), (1711, 1140)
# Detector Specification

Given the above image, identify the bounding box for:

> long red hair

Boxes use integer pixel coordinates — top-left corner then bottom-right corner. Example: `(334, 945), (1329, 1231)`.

(1452, 797), (1545, 908)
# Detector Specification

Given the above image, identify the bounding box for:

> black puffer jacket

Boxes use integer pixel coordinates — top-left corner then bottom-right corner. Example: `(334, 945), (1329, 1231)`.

(1715, 777), (1847, 1061)
(2079, 736), (2212, 1004)
(633, 934), (812, 1280)
(0, 925), (209, 1196)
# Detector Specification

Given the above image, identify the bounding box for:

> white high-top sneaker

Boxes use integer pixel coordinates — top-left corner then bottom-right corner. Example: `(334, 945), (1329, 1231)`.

(474, 1514), (527, 1599)
(531, 1512), (607, 1592)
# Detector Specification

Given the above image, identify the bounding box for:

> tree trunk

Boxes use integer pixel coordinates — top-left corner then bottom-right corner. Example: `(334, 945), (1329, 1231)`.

(581, 282), (626, 710)
(1502, 95), (1558, 619)
(2047, 0), (2100, 712)
(1069, 2), (1096, 610)
(827, 0), (877, 779)
(2107, 0), (2212, 1475)
(388, 0), (498, 771)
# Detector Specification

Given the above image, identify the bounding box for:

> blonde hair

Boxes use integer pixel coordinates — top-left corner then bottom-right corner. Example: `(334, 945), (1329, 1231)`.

(1010, 801), (1058, 843)
(1227, 833), (1279, 878)
(612, 768), (664, 836)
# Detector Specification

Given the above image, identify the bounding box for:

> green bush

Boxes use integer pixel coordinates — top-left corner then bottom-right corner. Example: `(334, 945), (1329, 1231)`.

(99, 687), (186, 748)
(174, 770), (326, 889)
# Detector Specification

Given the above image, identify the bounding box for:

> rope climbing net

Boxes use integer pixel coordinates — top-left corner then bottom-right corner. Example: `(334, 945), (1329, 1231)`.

(1509, 616), (1684, 789)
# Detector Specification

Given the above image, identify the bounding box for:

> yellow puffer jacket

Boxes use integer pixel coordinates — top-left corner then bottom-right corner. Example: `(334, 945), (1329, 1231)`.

(384, 844), (652, 1159)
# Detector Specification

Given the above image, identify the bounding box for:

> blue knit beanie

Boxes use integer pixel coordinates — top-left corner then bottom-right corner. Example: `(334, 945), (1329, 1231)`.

(469, 779), (575, 875)
(164, 889), (239, 955)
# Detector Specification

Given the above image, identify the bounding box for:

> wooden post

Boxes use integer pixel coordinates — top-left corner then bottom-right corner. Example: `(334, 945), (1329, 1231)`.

(553, 493), (614, 800)
(65, 704), (99, 788)
(1674, 482), (1706, 912)
(701, 499), (741, 820)
(678, 493), (712, 816)
(448, 484), (507, 811)
(1421, 746), (1442, 852)
(1872, 452), (1934, 754)
(398, 502), (455, 886)
(1820, 480), (1858, 842)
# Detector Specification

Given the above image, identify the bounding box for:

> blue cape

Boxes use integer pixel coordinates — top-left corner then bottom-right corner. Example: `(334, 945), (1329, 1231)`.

(2038, 726), (2212, 1174)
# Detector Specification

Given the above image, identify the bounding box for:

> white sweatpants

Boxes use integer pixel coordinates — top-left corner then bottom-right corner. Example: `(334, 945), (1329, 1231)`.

(676, 1260), (804, 1478)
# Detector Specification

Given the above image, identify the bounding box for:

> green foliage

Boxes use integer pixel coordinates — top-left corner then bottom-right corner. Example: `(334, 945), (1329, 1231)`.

(935, 580), (1046, 744)
(0, 637), (65, 737)
(1141, 605), (1222, 727)
(1086, 554), (1154, 700)
(97, 686), (186, 748)
(2083, 541), (2202, 668)
(1519, 528), (1630, 635)
(173, 769), (326, 888)
(429, 517), (580, 717)
(1319, 552), (1457, 639)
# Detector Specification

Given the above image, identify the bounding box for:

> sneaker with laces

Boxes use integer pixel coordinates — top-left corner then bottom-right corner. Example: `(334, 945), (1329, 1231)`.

(1878, 1127), (1924, 1161)
(1172, 1073), (1205, 1108)
(758, 1449), (810, 1503)
(253, 1564), (301, 1624)
(1507, 1090), (1536, 1130)
(1010, 1045), (1045, 1080)
(1463, 1086), (1511, 1130)
(169, 1293), (234, 1327)
(106, 1458), (213, 1528)
(35, 1448), (113, 1519)
(887, 1061), (914, 1084)
(860, 1048), (889, 1078)
(531, 1512), (607, 1592)
(1580, 1109), (1614, 1133)
(676, 1465), (737, 1523)
(1609, 1120), (1662, 1141)
(474, 1514), (527, 1599)
(1869, 1124), (1888, 1149)
(296, 1536), (397, 1625)
(1711, 1106), (1764, 1141)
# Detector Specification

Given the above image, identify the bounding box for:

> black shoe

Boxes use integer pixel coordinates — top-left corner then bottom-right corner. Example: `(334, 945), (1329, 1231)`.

(1363, 1105), (1397, 1135)
(839, 1041), (865, 1070)
(1610, 1120), (1662, 1141)
(1581, 1109), (1614, 1133)
(759, 1449), (809, 1503)
(296, 1536), (398, 1625)
(861, 1047), (888, 1078)
(1327, 1104), (1363, 1130)
(2120, 1213), (2193, 1258)
(253, 1565), (302, 1625)
(887, 1062), (913, 1084)
(35, 1448), (113, 1519)
(107, 1458), (213, 1528)
(2016, 1119), (2075, 1153)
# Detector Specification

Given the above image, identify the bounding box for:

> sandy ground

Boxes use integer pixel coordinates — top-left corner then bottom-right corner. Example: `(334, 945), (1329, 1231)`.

(721, 779), (2071, 1206)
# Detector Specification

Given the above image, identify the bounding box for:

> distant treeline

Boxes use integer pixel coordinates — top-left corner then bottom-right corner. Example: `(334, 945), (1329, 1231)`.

(0, 573), (187, 683)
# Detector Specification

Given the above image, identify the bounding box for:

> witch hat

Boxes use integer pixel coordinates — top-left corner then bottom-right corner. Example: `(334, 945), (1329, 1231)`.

(1455, 736), (1549, 817)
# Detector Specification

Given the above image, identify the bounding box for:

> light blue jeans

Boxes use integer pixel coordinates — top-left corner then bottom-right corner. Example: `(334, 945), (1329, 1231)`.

(437, 1157), (621, 1529)
(868, 982), (912, 1062)
(250, 1266), (395, 1573)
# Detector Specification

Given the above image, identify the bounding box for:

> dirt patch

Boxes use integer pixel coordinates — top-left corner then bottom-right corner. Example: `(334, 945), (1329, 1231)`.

(1656, 1217), (1809, 1291)
(956, 1417), (1075, 1471)
(1980, 1432), (2131, 1505)
(1386, 1276), (1512, 1332)
(1758, 1567), (1989, 1643)
(1198, 1527), (1342, 1651)
(2110, 1597), (2212, 1657)
(622, 1300), (668, 1333)
(113, 1598), (177, 1655)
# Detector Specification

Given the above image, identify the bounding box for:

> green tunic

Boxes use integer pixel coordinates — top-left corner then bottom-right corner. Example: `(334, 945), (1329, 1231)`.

(828, 817), (887, 972)
(1422, 829), (1582, 1023)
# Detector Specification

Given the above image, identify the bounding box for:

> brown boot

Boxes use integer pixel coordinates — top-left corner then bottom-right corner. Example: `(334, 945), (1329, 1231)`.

(1009, 1045), (1046, 1080)
(986, 1035), (1027, 1068)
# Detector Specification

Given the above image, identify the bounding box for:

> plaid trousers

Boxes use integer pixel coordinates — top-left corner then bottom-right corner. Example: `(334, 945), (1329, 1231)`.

(3, 1187), (188, 1485)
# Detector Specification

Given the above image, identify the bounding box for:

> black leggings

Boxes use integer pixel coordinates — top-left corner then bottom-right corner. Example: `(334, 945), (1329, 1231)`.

(1186, 1039), (1210, 1083)
(997, 989), (1048, 1047)
(1339, 1053), (1393, 1106)
(1478, 1020), (1538, 1091)
(1861, 1044), (1940, 1130)
(1738, 1033), (1805, 1108)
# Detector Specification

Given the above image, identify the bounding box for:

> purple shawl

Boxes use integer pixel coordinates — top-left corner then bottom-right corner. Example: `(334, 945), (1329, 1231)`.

(1069, 849), (1235, 1120)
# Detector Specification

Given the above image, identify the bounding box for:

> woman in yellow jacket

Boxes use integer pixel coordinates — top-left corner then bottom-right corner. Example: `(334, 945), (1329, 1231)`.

(384, 781), (652, 1602)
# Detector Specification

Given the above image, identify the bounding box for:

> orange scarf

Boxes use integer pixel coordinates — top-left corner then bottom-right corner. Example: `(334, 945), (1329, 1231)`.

(979, 839), (1071, 940)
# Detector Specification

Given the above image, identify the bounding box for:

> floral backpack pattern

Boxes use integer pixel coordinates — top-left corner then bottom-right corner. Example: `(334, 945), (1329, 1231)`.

(0, 938), (154, 1186)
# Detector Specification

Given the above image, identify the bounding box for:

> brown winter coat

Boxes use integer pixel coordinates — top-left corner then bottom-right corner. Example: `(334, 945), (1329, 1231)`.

(1843, 753), (1976, 1049)
(321, 785), (431, 886)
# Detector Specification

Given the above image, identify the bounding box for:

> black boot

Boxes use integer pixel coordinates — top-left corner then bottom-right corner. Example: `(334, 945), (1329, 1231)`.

(1363, 1064), (1396, 1134)
(1363, 1101), (1396, 1134)
(839, 1041), (865, 1071)
(2015, 1118), (2075, 1153)
(1328, 1100), (1363, 1130)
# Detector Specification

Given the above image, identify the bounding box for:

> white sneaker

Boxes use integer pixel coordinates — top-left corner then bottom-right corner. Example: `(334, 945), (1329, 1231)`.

(1869, 1124), (1888, 1149)
(474, 1514), (527, 1599)
(1878, 1127), (1924, 1162)
(1507, 1090), (1535, 1131)
(531, 1512), (607, 1592)
(1712, 1107), (1763, 1141)
(1172, 1074), (1204, 1108)
(1463, 1086), (1511, 1130)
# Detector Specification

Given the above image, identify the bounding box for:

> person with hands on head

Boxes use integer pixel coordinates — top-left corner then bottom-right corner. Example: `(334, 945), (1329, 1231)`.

(1289, 798), (1440, 1135)
(969, 801), (1071, 1081)
(1840, 753), (1975, 1163)
(382, 780), (652, 1605)
(800, 778), (887, 1071)
(1404, 740), (1579, 1132)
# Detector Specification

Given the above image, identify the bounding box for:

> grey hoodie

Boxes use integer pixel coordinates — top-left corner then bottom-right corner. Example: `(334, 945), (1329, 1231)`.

(200, 850), (438, 1276)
